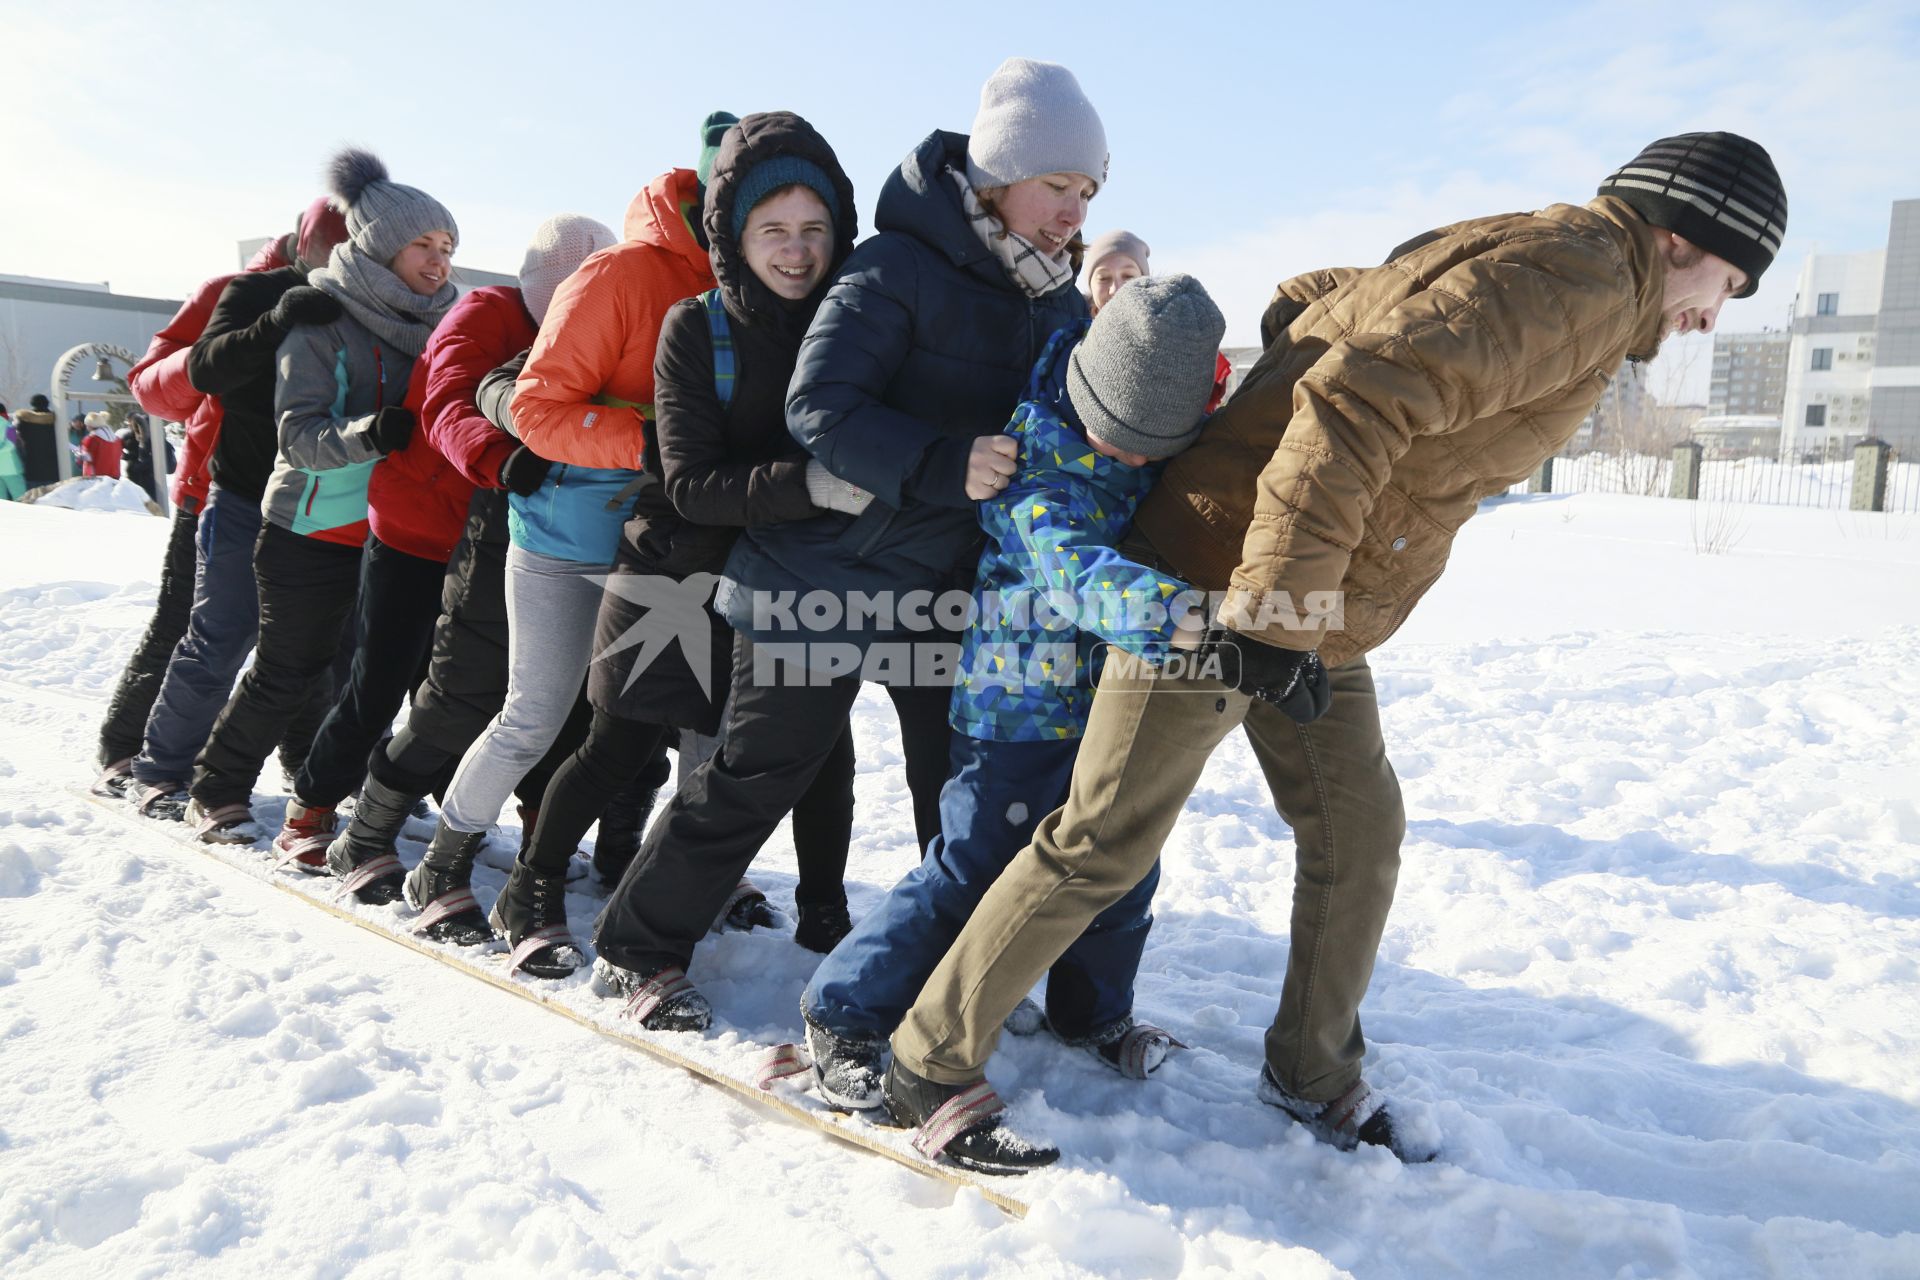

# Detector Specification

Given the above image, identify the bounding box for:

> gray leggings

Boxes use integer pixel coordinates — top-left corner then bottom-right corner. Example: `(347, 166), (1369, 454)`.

(439, 544), (607, 833)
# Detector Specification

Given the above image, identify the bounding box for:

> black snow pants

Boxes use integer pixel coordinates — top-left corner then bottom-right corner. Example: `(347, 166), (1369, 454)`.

(593, 631), (949, 974)
(94, 501), (200, 769)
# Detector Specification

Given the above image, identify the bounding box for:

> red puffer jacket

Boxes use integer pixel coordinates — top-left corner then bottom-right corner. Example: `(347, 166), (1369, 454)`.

(367, 286), (533, 562)
(128, 238), (289, 510)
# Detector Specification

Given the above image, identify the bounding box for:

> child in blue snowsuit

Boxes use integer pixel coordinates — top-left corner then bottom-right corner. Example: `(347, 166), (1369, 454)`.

(801, 274), (1228, 1102)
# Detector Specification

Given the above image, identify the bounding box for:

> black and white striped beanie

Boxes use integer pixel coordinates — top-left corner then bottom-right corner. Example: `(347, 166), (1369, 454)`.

(1597, 132), (1785, 297)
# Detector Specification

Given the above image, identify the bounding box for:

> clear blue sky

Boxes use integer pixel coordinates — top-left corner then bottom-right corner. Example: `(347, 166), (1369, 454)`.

(4, 0), (1916, 401)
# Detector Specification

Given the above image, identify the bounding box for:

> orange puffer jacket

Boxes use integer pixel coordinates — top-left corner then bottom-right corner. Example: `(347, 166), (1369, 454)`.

(511, 167), (714, 473)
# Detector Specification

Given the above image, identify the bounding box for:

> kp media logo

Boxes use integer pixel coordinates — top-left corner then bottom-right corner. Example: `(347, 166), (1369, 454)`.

(591, 572), (723, 696)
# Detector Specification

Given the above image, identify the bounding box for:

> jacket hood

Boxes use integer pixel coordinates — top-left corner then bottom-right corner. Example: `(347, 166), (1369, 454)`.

(874, 130), (1021, 290)
(247, 237), (292, 273)
(703, 111), (858, 330)
(292, 196), (349, 273)
(1581, 196), (1669, 363)
(623, 168), (709, 278)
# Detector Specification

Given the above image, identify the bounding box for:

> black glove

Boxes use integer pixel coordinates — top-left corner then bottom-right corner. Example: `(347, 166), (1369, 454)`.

(368, 406), (415, 455)
(269, 286), (342, 330)
(498, 445), (553, 497)
(1198, 624), (1332, 724)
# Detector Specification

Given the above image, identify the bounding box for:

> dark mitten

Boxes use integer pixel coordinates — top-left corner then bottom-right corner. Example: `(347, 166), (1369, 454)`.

(269, 286), (342, 329)
(368, 406), (415, 454)
(1253, 650), (1331, 723)
(498, 445), (553, 497)
(1199, 625), (1332, 724)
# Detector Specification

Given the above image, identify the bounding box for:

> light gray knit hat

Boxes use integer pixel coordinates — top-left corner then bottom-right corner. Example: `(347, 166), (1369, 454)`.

(519, 213), (618, 326)
(1066, 273), (1224, 460)
(325, 147), (459, 264)
(965, 58), (1109, 193)
(1084, 229), (1150, 281)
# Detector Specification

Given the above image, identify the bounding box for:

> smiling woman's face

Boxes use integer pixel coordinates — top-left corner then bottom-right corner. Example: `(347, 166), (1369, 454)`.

(390, 230), (455, 296)
(1088, 254), (1144, 313)
(741, 185), (834, 300)
(990, 172), (1096, 258)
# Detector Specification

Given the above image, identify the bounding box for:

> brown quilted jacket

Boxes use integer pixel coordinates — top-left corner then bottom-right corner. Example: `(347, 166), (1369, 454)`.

(1133, 196), (1669, 666)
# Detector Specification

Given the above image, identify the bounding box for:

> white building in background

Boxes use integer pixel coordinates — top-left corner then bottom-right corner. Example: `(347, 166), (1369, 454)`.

(1575, 361), (1650, 453)
(1691, 413), (1782, 458)
(1780, 198), (1920, 459)
(1781, 250), (1881, 458)
(0, 274), (179, 413)
(0, 237), (517, 420)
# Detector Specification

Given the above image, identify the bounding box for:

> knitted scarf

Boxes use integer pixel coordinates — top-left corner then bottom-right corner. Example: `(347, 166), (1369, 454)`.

(307, 240), (457, 357)
(947, 168), (1076, 299)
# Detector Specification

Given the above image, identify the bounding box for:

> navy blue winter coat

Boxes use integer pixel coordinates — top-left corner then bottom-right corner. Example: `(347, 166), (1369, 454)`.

(716, 130), (1090, 652)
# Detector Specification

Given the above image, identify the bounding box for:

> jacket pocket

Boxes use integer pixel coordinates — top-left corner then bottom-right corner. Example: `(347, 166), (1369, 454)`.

(290, 460), (377, 536)
(833, 500), (898, 560)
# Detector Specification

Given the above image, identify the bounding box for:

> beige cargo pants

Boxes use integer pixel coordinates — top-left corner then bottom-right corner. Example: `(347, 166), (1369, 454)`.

(893, 648), (1403, 1103)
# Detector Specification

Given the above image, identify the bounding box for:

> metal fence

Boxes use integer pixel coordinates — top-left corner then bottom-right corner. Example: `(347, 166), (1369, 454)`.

(1515, 447), (1920, 514)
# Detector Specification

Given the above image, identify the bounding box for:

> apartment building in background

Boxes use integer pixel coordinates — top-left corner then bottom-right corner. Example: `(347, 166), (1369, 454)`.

(1781, 198), (1920, 459)
(1709, 329), (1790, 417)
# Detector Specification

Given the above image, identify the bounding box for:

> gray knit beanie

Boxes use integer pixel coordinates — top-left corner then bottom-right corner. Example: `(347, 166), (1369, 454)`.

(1066, 273), (1224, 460)
(519, 214), (618, 327)
(1084, 229), (1149, 280)
(965, 58), (1109, 193)
(325, 148), (460, 264)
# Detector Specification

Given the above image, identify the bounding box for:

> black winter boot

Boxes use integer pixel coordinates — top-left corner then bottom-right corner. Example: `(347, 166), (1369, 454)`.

(326, 774), (414, 866)
(591, 786), (657, 885)
(403, 824), (492, 947)
(714, 878), (779, 932)
(490, 862), (586, 980)
(1257, 1065), (1438, 1163)
(514, 802), (589, 882)
(323, 775), (412, 904)
(792, 899), (853, 954)
(802, 1006), (885, 1110)
(881, 1058), (1057, 1175)
(589, 956), (712, 1031)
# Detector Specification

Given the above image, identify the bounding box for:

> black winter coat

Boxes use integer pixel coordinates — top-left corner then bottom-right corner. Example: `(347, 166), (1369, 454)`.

(718, 129), (1090, 651)
(589, 110), (858, 731)
(188, 267), (304, 502)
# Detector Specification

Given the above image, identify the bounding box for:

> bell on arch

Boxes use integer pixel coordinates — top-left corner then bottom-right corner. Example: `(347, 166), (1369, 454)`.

(93, 355), (114, 381)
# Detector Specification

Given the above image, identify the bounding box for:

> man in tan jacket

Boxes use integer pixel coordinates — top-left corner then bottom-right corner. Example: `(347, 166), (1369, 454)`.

(881, 132), (1788, 1168)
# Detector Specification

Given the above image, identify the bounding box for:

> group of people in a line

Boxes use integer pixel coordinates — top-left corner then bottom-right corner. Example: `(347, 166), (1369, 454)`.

(85, 54), (1786, 1174)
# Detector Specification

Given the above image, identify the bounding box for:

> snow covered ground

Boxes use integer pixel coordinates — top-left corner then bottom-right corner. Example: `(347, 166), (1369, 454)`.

(1, 492), (1917, 1278)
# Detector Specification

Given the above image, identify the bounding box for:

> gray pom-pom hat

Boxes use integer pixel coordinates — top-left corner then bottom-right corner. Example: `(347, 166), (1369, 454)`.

(325, 147), (460, 265)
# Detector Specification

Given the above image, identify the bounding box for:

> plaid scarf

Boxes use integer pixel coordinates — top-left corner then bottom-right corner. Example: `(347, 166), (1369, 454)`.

(948, 167), (1076, 299)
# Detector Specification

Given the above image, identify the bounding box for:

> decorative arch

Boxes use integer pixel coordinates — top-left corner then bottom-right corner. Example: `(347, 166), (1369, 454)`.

(49, 342), (141, 485)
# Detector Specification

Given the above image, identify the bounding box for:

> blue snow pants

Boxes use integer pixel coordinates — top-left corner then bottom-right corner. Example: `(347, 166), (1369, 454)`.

(803, 733), (1159, 1041)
